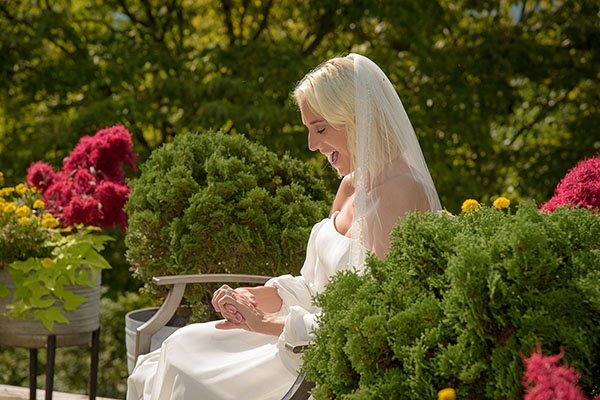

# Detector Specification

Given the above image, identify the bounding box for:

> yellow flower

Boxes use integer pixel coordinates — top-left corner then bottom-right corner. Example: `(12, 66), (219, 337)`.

(0, 171), (3, 182)
(442, 209), (454, 216)
(16, 205), (31, 217)
(42, 216), (59, 228)
(3, 202), (16, 213)
(15, 184), (27, 195)
(41, 258), (54, 268)
(461, 199), (480, 212)
(0, 187), (15, 197)
(18, 216), (30, 226)
(33, 200), (45, 209)
(493, 196), (510, 210)
(438, 388), (456, 400)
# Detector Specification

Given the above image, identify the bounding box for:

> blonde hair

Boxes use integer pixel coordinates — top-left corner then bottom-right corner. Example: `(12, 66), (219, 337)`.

(293, 55), (403, 178)
(293, 56), (358, 173)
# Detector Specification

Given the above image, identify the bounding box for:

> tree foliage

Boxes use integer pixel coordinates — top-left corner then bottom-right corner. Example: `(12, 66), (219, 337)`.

(1, 0), (599, 210)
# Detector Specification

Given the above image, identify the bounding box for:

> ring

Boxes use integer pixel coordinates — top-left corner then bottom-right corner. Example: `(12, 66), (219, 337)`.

(225, 288), (233, 297)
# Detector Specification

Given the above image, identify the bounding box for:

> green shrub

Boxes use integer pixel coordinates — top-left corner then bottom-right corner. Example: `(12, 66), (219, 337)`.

(303, 203), (600, 399)
(125, 131), (332, 321)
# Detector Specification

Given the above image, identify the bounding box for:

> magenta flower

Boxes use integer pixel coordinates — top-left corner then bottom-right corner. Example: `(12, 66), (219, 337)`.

(540, 154), (600, 215)
(63, 196), (102, 227)
(26, 161), (56, 190)
(29, 125), (137, 230)
(95, 180), (130, 229)
(522, 344), (589, 400)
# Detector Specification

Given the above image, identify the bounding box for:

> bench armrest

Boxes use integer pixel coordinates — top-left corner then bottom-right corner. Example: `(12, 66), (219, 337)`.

(134, 273), (271, 362)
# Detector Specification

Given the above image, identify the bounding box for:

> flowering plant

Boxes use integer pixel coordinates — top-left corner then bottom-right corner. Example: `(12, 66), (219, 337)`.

(540, 154), (600, 215)
(27, 124), (137, 230)
(0, 177), (114, 330)
(0, 125), (135, 331)
(522, 344), (600, 400)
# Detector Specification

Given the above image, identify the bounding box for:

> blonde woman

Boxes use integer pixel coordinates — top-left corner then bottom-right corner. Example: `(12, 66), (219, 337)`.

(127, 54), (441, 400)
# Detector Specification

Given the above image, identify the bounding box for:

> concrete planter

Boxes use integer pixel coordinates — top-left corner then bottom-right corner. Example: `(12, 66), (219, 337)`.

(0, 267), (101, 349)
(125, 307), (182, 374)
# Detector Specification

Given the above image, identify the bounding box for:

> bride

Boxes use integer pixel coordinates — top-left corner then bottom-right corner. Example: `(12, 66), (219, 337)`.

(127, 53), (441, 400)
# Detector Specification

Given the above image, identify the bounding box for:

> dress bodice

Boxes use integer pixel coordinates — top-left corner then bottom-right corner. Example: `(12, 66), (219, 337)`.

(300, 211), (363, 297)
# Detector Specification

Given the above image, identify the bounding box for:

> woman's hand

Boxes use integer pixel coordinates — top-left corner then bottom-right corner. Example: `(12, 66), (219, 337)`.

(215, 292), (285, 336)
(212, 285), (258, 323)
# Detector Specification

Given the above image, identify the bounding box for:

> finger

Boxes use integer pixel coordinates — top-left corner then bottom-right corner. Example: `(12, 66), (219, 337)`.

(233, 311), (244, 323)
(212, 285), (230, 312)
(220, 303), (238, 321)
(215, 320), (240, 330)
(217, 290), (238, 316)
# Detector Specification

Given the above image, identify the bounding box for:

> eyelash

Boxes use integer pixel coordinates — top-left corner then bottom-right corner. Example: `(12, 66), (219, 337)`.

(317, 128), (326, 134)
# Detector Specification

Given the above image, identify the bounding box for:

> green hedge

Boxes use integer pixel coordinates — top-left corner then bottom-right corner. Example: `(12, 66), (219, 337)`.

(125, 131), (332, 321)
(303, 203), (600, 399)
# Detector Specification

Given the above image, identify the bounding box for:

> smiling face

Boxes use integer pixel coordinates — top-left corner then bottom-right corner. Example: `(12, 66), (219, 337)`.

(300, 101), (352, 176)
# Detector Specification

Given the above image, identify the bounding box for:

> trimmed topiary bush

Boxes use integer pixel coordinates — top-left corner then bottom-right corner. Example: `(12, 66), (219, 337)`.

(303, 203), (600, 399)
(125, 131), (332, 321)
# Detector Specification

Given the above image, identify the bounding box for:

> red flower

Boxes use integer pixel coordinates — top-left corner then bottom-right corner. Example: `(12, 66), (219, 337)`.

(522, 344), (588, 400)
(29, 124), (137, 230)
(63, 125), (137, 181)
(541, 155), (600, 215)
(63, 196), (102, 227)
(72, 168), (97, 195)
(42, 172), (72, 215)
(95, 180), (130, 229)
(26, 161), (56, 190)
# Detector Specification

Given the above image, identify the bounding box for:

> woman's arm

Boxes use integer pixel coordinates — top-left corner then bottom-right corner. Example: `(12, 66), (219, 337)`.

(235, 286), (282, 313)
(214, 291), (286, 336)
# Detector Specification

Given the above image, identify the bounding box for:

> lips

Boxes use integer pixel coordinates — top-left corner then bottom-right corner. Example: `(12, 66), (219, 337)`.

(330, 151), (338, 164)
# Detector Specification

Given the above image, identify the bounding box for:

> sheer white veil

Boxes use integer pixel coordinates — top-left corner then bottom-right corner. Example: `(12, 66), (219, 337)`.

(349, 53), (441, 264)
(295, 53), (441, 266)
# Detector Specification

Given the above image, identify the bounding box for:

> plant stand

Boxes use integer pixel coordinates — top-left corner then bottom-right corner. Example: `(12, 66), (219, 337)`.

(23, 328), (100, 400)
(0, 269), (102, 400)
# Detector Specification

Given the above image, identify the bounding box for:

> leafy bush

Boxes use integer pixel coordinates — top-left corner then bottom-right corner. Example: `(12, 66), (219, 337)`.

(303, 203), (600, 399)
(125, 131), (332, 320)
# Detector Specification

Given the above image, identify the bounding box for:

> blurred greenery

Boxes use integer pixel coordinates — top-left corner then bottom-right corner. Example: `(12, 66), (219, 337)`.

(1, 0), (599, 396)
(1, 0), (598, 210)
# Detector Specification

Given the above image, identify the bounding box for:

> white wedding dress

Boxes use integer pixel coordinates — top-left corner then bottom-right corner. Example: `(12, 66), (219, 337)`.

(127, 212), (365, 400)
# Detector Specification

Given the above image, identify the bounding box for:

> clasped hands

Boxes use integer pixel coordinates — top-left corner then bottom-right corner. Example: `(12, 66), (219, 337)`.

(211, 284), (285, 336)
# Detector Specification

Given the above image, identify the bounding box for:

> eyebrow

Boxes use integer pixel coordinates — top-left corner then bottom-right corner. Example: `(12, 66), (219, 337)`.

(308, 119), (325, 125)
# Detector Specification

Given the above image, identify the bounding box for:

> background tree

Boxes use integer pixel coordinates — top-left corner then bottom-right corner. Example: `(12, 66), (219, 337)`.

(2, 0), (599, 209)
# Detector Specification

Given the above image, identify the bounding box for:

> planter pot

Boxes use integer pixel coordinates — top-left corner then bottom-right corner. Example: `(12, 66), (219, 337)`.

(125, 307), (184, 374)
(0, 267), (101, 349)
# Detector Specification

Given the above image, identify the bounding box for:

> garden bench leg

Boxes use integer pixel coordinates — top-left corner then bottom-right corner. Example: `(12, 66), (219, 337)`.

(45, 335), (56, 400)
(29, 349), (37, 400)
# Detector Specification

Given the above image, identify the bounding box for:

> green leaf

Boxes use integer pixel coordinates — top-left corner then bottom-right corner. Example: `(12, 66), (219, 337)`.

(75, 269), (93, 287)
(0, 283), (10, 298)
(62, 291), (87, 311)
(34, 307), (69, 332)
(82, 248), (112, 270)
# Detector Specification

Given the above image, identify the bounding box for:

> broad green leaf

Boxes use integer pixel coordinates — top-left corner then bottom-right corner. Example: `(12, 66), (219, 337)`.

(62, 291), (87, 311)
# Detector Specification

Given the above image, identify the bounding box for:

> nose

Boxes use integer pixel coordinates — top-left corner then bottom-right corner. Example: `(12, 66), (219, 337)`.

(308, 129), (320, 152)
